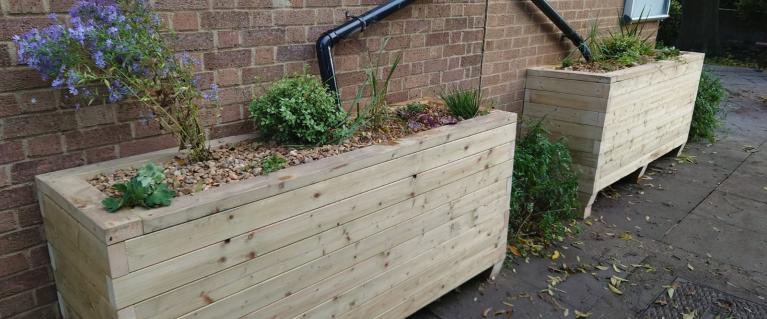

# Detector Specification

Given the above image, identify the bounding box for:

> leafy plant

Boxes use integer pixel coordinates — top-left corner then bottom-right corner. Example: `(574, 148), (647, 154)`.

(249, 72), (347, 145)
(261, 154), (287, 174)
(361, 40), (402, 132)
(655, 45), (681, 61)
(14, 0), (217, 162)
(102, 164), (175, 212)
(404, 102), (426, 114)
(690, 71), (727, 143)
(440, 88), (481, 119)
(586, 17), (654, 67)
(510, 121), (579, 246)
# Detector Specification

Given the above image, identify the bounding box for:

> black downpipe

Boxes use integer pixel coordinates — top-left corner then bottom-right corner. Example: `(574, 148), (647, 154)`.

(529, 0), (593, 62)
(316, 0), (414, 98)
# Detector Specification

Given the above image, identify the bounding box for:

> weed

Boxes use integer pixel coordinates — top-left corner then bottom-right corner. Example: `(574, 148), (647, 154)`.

(261, 154), (287, 174)
(404, 102), (426, 114)
(102, 163), (175, 212)
(362, 40), (402, 132)
(510, 120), (579, 246)
(690, 71), (727, 143)
(440, 88), (481, 119)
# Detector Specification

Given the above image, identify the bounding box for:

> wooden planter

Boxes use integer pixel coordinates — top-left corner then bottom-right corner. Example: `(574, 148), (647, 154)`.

(36, 111), (516, 319)
(523, 52), (704, 217)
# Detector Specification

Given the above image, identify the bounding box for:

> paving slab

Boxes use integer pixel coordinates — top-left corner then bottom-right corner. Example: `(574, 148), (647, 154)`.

(692, 190), (767, 234)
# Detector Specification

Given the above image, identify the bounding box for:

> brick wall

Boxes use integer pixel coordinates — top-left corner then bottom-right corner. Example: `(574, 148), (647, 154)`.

(0, 0), (656, 317)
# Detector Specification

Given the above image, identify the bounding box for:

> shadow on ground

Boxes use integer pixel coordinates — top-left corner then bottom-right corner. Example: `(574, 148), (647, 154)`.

(409, 66), (767, 319)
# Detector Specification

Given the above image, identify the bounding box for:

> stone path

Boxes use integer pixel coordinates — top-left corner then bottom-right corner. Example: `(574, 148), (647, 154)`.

(409, 65), (767, 319)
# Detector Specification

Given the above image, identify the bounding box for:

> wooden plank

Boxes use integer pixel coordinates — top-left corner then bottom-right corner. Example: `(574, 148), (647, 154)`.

(295, 206), (504, 319)
(123, 124), (515, 272)
(522, 116), (604, 140)
(137, 111), (516, 233)
(177, 182), (507, 319)
(525, 89), (609, 113)
(523, 102), (606, 127)
(50, 246), (116, 319)
(249, 201), (505, 319)
(128, 169), (511, 319)
(525, 76), (611, 98)
(526, 67), (613, 83)
(337, 246), (501, 319)
(113, 147), (513, 310)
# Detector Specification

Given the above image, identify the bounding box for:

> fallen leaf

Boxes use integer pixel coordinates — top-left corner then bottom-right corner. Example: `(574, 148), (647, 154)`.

(595, 265), (609, 271)
(552, 250), (561, 260)
(655, 298), (668, 306)
(509, 245), (521, 257)
(687, 263), (695, 271)
(612, 263), (622, 273)
(575, 310), (592, 318)
(482, 307), (492, 318)
(619, 232), (633, 240)
(564, 308), (569, 317)
(585, 220), (593, 226)
(682, 310), (696, 319)
(608, 283), (623, 295)
(667, 286), (675, 300)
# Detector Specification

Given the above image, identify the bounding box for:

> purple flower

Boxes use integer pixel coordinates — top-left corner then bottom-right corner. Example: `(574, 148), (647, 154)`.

(94, 51), (106, 68)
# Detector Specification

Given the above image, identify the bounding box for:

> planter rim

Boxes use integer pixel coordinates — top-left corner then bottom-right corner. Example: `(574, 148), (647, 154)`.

(527, 51), (705, 84)
(36, 110), (517, 245)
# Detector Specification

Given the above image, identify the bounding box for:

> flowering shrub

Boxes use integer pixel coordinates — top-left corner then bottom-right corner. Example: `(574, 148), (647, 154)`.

(14, 0), (217, 161)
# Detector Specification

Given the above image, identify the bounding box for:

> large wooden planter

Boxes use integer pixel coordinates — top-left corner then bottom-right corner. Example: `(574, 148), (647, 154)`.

(36, 111), (516, 319)
(523, 52), (704, 217)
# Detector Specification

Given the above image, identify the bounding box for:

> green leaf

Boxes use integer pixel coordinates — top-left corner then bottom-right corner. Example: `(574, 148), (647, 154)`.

(143, 184), (175, 208)
(102, 197), (124, 213)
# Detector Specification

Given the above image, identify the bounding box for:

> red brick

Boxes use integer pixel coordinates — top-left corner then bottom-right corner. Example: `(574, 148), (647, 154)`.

(242, 65), (285, 84)
(0, 210), (17, 233)
(204, 49), (252, 70)
(254, 47), (275, 65)
(217, 31), (240, 48)
(7, 0), (46, 14)
(0, 184), (33, 210)
(0, 141), (25, 165)
(3, 112), (76, 138)
(13, 303), (59, 319)
(250, 11), (273, 26)
(34, 284), (58, 305)
(153, 0), (208, 10)
(16, 205), (40, 228)
(19, 90), (57, 113)
(85, 145), (117, 164)
(0, 17), (50, 41)
(64, 123), (131, 152)
(0, 227), (41, 255)
(0, 68), (48, 93)
(27, 135), (62, 157)
(0, 290), (34, 318)
(286, 27), (306, 44)
(10, 153), (85, 183)
(0, 166), (9, 187)
(166, 32), (214, 51)
(241, 28), (286, 47)
(172, 11), (199, 31)
(76, 105), (114, 127)
(0, 267), (50, 299)
(27, 245), (49, 267)
(276, 45), (314, 62)
(210, 121), (253, 139)
(0, 94), (21, 117)
(237, 0), (271, 8)
(217, 69), (241, 87)
(274, 10), (315, 26)
(132, 120), (163, 139)
(305, 0), (341, 7)
(201, 11), (250, 29)
(0, 44), (12, 67)
(425, 32), (450, 46)
(48, 0), (75, 12)
(119, 134), (178, 157)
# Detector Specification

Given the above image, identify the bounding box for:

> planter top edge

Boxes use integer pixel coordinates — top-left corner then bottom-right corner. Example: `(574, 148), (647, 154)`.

(37, 110), (517, 244)
(527, 52), (705, 84)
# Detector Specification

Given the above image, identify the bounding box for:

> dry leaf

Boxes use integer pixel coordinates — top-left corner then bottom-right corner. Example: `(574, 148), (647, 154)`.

(667, 286), (675, 300)
(608, 283), (623, 295)
(595, 265), (609, 271)
(619, 232), (633, 240)
(612, 263), (622, 273)
(682, 310), (696, 319)
(687, 263), (694, 271)
(552, 250), (561, 260)
(575, 310), (592, 318)
(482, 307), (492, 318)
(509, 245), (521, 257)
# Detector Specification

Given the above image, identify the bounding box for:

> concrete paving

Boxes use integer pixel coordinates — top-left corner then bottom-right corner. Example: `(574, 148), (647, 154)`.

(409, 66), (767, 319)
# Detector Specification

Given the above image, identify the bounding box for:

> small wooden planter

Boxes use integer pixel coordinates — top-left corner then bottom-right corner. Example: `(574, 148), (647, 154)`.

(523, 52), (705, 217)
(36, 111), (516, 319)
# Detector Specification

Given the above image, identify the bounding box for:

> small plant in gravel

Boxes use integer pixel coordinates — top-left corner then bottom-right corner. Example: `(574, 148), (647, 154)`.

(102, 163), (175, 212)
(440, 88), (481, 120)
(249, 72), (348, 145)
(690, 71), (727, 143)
(361, 45), (402, 132)
(14, 0), (218, 162)
(509, 121), (579, 251)
(261, 154), (287, 174)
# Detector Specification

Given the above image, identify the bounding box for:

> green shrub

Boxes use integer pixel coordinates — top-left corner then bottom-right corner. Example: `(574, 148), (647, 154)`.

(261, 154), (287, 174)
(249, 73), (348, 145)
(440, 88), (481, 119)
(510, 121), (579, 245)
(690, 71), (727, 143)
(586, 19), (654, 67)
(657, 0), (683, 46)
(102, 164), (175, 212)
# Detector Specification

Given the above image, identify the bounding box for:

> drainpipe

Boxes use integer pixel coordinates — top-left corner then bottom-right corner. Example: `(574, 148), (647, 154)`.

(529, 0), (593, 62)
(316, 0), (414, 97)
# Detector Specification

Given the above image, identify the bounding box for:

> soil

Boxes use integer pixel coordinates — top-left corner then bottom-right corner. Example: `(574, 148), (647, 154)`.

(88, 99), (461, 197)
